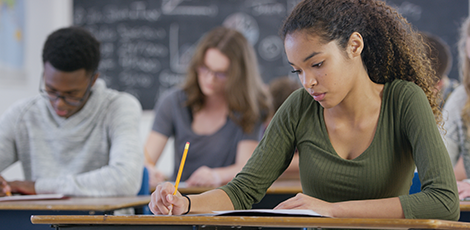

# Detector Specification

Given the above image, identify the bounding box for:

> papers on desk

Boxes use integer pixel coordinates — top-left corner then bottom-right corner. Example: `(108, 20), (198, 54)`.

(213, 209), (325, 217)
(170, 181), (187, 188)
(0, 194), (67, 202)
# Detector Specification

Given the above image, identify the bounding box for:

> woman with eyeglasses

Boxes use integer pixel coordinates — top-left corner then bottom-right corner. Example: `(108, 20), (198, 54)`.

(144, 27), (272, 188)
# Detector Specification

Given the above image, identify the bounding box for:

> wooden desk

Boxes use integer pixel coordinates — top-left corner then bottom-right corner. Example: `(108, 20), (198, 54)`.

(31, 215), (470, 230)
(0, 195), (150, 212)
(0, 195), (150, 230)
(459, 201), (470, 212)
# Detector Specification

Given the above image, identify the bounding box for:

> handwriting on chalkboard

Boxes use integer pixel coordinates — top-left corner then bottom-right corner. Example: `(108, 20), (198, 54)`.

(74, 0), (467, 110)
(74, 0), (297, 110)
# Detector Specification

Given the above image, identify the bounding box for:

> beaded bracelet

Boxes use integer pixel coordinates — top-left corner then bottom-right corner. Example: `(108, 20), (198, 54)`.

(182, 194), (191, 215)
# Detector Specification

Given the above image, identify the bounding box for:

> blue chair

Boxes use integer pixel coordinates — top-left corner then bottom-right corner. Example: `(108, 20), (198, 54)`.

(138, 167), (150, 196)
(136, 167), (151, 214)
(409, 172), (421, 194)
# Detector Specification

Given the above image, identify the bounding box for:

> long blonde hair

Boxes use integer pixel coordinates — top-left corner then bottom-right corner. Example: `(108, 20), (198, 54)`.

(182, 27), (272, 133)
(459, 17), (470, 135)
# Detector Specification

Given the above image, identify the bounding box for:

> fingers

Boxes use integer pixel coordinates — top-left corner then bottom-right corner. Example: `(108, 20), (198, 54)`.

(148, 167), (168, 188)
(149, 182), (174, 215)
(165, 192), (188, 215)
(148, 182), (189, 215)
(155, 170), (167, 182)
(186, 166), (208, 185)
(3, 184), (11, 196)
(186, 176), (209, 187)
(0, 177), (11, 197)
(149, 171), (166, 189)
(274, 193), (305, 210)
(186, 166), (219, 187)
(457, 181), (470, 200)
(459, 190), (470, 200)
(8, 181), (36, 195)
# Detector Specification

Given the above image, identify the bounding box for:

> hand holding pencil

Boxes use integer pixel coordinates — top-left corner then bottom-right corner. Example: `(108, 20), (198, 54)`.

(168, 142), (190, 215)
(148, 142), (190, 215)
(0, 176), (12, 197)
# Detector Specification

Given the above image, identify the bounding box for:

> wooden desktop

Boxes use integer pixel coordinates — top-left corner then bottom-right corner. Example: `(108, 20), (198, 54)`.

(0, 195), (150, 212)
(0, 195), (150, 230)
(31, 214), (470, 229)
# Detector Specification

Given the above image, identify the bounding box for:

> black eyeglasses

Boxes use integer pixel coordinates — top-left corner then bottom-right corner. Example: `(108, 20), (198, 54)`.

(197, 66), (228, 80)
(39, 74), (95, 106)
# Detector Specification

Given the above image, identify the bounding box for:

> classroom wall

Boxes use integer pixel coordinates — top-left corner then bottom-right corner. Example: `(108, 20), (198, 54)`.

(1, 0), (470, 181)
(0, 0), (174, 180)
(0, 0), (72, 115)
(0, 0), (73, 180)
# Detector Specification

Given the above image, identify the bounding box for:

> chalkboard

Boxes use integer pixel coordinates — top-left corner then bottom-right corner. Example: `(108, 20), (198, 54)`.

(73, 0), (468, 110)
(73, 0), (301, 110)
(385, 0), (468, 82)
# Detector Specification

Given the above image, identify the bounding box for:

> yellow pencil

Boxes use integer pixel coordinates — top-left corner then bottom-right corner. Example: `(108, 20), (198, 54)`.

(2, 181), (11, 196)
(169, 142), (190, 215)
(173, 142), (190, 195)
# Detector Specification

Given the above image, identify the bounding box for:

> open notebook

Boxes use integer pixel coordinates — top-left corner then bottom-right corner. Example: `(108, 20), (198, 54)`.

(0, 194), (67, 202)
(213, 209), (325, 217)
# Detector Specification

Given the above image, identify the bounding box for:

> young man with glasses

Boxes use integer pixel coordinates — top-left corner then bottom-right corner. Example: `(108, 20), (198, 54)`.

(0, 26), (143, 197)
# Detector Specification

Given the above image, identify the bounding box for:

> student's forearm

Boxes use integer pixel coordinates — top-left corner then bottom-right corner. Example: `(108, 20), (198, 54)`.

(213, 164), (244, 184)
(144, 131), (169, 165)
(213, 140), (258, 184)
(188, 189), (234, 213)
(454, 156), (467, 181)
(332, 197), (404, 218)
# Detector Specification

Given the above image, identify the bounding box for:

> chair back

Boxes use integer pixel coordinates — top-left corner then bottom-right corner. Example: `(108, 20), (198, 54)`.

(137, 167), (151, 214)
(409, 172), (421, 194)
(138, 167), (150, 195)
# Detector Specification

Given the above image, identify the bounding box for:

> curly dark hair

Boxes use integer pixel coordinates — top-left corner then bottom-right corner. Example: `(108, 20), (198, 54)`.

(281, 0), (441, 125)
(42, 26), (100, 75)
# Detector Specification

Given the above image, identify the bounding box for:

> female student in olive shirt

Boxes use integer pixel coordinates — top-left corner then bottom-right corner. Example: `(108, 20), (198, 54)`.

(149, 0), (459, 220)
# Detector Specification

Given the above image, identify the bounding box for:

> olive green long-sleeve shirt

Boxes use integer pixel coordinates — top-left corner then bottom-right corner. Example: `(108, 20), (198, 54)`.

(220, 79), (459, 220)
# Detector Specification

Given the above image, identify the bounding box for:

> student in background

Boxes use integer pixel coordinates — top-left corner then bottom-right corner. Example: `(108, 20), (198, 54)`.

(267, 76), (301, 179)
(149, 0), (459, 220)
(442, 16), (470, 200)
(144, 26), (271, 188)
(421, 32), (459, 107)
(0, 27), (143, 197)
(269, 76), (302, 116)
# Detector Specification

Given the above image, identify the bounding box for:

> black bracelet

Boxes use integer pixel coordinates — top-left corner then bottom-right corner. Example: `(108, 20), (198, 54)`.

(182, 194), (191, 215)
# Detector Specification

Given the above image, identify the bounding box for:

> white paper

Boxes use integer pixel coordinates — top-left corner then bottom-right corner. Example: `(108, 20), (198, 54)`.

(0, 194), (67, 202)
(213, 209), (324, 217)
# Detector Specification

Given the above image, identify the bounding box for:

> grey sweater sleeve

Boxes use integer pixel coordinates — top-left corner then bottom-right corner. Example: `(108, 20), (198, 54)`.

(35, 94), (144, 196)
(0, 101), (25, 172)
(442, 85), (467, 166)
